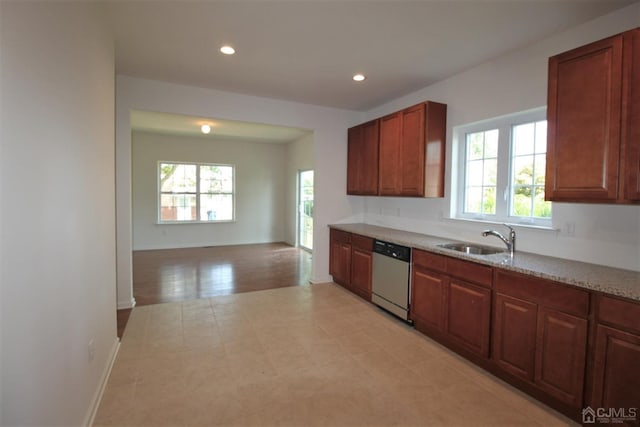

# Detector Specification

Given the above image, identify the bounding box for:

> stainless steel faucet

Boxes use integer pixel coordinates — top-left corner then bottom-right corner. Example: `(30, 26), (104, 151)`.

(482, 224), (516, 257)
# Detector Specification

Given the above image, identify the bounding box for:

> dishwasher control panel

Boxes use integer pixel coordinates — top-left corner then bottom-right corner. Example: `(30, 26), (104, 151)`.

(373, 240), (411, 262)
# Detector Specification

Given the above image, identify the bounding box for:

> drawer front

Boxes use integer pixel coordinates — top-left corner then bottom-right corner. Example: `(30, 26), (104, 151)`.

(412, 249), (447, 273)
(330, 228), (351, 245)
(597, 295), (640, 334)
(494, 270), (589, 317)
(446, 257), (492, 288)
(351, 234), (373, 252)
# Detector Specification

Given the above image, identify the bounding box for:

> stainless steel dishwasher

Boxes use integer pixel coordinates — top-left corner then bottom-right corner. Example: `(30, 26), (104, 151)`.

(371, 239), (411, 321)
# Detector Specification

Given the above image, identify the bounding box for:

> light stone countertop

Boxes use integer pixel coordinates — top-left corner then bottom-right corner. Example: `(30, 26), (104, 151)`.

(329, 223), (640, 302)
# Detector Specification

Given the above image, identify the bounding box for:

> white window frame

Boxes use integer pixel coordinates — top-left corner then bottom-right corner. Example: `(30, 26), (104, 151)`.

(158, 161), (236, 224)
(453, 108), (552, 227)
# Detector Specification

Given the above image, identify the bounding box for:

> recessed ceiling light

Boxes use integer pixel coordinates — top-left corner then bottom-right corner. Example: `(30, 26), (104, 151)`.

(220, 45), (235, 55)
(201, 124), (211, 134)
(353, 74), (366, 82)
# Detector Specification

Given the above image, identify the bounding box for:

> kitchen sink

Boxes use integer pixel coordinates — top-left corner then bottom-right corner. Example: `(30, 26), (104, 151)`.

(438, 242), (505, 255)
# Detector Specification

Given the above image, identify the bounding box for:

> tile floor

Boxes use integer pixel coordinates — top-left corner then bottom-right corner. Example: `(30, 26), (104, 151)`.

(94, 283), (575, 426)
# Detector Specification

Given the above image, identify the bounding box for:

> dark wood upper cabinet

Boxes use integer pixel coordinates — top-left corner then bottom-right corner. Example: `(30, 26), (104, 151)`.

(378, 112), (402, 195)
(622, 28), (640, 201)
(347, 120), (379, 195)
(546, 28), (640, 203)
(348, 100), (446, 198)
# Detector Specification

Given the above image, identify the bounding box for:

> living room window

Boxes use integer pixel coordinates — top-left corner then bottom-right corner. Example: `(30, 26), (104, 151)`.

(455, 109), (551, 226)
(159, 162), (234, 223)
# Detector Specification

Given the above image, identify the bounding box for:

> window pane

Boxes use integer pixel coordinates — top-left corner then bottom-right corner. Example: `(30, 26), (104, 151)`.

(467, 160), (483, 186)
(533, 186), (552, 218)
(512, 186), (533, 216)
(534, 156), (546, 185)
(160, 163), (196, 193)
(482, 187), (496, 214)
(464, 130), (498, 216)
(200, 194), (233, 221)
(513, 155), (534, 187)
(510, 119), (551, 219)
(160, 194), (196, 221)
(484, 129), (499, 158)
(467, 132), (485, 160)
(200, 165), (233, 194)
(535, 121), (547, 153)
(484, 158), (498, 186)
(465, 187), (482, 213)
(513, 123), (535, 155)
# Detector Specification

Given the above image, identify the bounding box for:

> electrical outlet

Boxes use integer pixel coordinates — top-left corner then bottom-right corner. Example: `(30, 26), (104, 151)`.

(565, 221), (576, 237)
(88, 339), (95, 362)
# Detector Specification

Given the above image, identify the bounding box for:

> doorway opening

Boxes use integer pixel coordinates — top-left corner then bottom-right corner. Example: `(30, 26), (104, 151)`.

(298, 170), (314, 251)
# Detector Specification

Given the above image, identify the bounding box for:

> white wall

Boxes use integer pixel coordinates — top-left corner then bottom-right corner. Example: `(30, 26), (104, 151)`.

(356, 3), (640, 271)
(0, 2), (118, 426)
(132, 131), (290, 250)
(116, 77), (362, 308)
(284, 133), (315, 246)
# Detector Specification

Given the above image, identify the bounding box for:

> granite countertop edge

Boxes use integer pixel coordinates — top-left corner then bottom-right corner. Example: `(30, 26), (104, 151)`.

(329, 223), (640, 303)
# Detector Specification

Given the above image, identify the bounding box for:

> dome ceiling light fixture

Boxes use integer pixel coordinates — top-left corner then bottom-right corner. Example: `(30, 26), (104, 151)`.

(201, 124), (212, 134)
(353, 73), (366, 82)
(220, 45), (236, 55)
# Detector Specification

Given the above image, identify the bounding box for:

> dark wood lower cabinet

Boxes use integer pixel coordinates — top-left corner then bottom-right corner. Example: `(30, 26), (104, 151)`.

(350, 235), (373, 301)
(329, 229), (351, 287)
(446, 279), (491, 358)
(590, 295), (640, 416)
(591, 325), (640, 411)
(329, 229), (372, 301)
(410, 266), (447, 332)
(493, 293), (537, 381)
(535, 308), (587, 407)
(330, 231), (640, 423)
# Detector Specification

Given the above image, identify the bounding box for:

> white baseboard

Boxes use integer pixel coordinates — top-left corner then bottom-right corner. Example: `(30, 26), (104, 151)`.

(83, 337), (120, 427)
(117, 297), (136, 310)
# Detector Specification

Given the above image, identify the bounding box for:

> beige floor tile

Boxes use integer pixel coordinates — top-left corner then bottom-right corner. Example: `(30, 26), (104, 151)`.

(95, 283), (575, 427)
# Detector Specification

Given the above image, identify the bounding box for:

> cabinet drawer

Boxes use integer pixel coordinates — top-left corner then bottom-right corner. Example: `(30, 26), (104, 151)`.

(494, 270), (589, 317)
(412, 249), (447, 273)
(597, 295), (640, 334)
(446, 257), (492, 288)
(330, 229), (351, 244)
(351, 234), (373, 251)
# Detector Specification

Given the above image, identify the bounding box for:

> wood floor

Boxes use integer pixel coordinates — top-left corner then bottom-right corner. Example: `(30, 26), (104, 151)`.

(117, 243), (312, 337)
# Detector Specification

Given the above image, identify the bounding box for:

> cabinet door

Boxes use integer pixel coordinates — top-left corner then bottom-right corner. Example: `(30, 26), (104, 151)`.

(351, 247), (372, 301)
(346, 125), (362, 195)
(535, 308), (587, 407)
(329, 230), (351, 287)
(378, 112), (402, 195)
(445, 279), (491, 357)
(410, 266), (447, 332)
(546, 33), (624, 202)
(347, 120), (379, 196)
(591, 325), (640, 411)
(493, 293), (537, 381)
(622, 28), (640, 201)
(400, 104), (425, 196)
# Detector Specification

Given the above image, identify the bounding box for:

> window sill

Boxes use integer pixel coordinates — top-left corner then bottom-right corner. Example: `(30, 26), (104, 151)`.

(156, 220), (236, 225)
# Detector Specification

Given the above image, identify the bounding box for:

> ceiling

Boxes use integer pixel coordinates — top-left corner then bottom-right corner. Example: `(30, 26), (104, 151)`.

(111, 0), (634, 139)
(131, 110), (312, 143)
